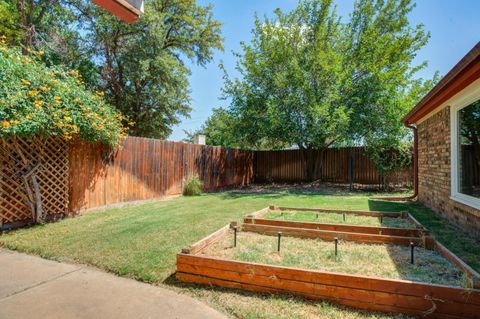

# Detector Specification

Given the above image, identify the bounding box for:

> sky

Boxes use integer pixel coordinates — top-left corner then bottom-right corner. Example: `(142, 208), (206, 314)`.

(169, 0), (480, 141)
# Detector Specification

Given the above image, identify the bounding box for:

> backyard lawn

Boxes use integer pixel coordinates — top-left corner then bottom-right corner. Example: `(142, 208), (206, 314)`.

(1, 186), (479, 319)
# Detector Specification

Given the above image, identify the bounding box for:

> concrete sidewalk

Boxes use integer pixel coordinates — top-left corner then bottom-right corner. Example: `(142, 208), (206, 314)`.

(0, 249), (226, 319)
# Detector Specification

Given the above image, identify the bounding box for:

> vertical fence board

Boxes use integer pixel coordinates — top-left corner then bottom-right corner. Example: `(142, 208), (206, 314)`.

(254, 147), (412, 186)
(4, 137), (411, 225)
(69, 137), (254, 212)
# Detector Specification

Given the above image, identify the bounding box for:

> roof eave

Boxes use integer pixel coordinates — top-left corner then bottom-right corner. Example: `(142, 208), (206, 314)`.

(92, 0), (143, 23)
(403, 42), (480, 126)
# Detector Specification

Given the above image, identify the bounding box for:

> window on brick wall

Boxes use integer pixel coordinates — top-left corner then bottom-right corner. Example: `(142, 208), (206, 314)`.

(451, 82), (480, 210)
(458, 100), (480, 199)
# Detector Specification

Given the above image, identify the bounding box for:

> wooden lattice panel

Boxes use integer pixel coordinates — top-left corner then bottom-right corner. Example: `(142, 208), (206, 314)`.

(0, 138), (69, 225)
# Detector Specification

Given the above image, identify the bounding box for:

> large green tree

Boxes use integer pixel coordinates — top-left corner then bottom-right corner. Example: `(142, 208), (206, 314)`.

(5, 0), (223, 139)
(202, 0), (436, 181)
(343, 0), (438, 145)
(205, 0), (436, 146)
(66, 0), (223, 138)
(219, 0), (350, 151)
(342, 0), (438, 186)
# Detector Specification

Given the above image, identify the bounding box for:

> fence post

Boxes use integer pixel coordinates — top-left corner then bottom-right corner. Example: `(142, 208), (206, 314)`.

(348, 151), (354, 191)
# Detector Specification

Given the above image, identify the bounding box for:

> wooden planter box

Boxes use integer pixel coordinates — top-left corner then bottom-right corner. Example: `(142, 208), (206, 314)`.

(243, 206), (428, 246)
(176, 208), (480, 318)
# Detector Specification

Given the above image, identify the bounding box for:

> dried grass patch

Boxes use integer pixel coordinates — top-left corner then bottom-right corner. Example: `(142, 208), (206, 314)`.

(264, 210), (414, 228)
(200, 230), (466, 287)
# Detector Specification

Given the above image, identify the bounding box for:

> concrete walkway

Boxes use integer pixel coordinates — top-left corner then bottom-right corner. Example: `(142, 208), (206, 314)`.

(0, 249), (226, 319)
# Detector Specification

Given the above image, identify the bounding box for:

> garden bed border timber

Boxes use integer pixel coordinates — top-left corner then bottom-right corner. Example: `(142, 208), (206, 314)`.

(245, 206), (428, 237)
(242, 223), (424, 246)
(245, 206), (480, 287)
(176, 253), (480, 319)
(176, 210), (480, 318)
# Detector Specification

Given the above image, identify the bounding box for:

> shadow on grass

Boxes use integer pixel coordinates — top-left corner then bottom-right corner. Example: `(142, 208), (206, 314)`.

(214, 184), (408, 200)
(163, 274), (409, 319)
(368, 199), (480, 274)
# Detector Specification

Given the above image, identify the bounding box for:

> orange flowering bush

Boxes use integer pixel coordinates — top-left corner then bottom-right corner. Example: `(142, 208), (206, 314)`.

(0, 41), (128, 146)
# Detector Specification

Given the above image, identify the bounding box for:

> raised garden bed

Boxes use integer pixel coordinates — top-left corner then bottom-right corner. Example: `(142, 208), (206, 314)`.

(199, 230), (464, 287)
(176, 207), (480, 318)
(244, 206), (428, 240)
(264, 209), (414, 228)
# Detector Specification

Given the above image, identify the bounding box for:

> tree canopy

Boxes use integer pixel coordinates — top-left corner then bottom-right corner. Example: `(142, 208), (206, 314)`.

(199, 0), (437, 150)
(1, 0), (223, 140)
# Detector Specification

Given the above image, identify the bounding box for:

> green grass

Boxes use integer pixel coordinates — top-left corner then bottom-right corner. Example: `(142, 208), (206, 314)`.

(264, 210), (414, 228)
(201, 231), (466, 287)
(1, 186), (479, 319)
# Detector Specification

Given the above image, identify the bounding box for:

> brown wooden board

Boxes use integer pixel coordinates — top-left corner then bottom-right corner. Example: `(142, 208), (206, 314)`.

(435, 241), (480, 289)
(176, 254), (480, 318)
(68, 137), (254, 213)
(182, 224), (232, 254)
(406, 212), (427, 229)
(254, 147), (412, 185)
(242, 223), (422, 246)
(179, 272), (471, 319)
(274, 206), (403, 218)
(244, 207), (269, 218)
(244, 217), (423, 237)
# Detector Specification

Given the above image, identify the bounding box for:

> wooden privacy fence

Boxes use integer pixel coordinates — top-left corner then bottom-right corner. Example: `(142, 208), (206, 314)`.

(69, 137), (254, 212)
(1, 137), (413, 227)
(1, 136), (253, 226)
(254, 147), (412, 186)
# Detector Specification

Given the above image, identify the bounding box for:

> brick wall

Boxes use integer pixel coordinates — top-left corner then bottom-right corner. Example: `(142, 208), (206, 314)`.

(417, 106), (480, 236)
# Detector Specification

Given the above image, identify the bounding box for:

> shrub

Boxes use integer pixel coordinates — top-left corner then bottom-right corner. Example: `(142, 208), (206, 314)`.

(183, 175), (203, 196)
(367, 141), (413, 190)
(0, 41), (128, 146)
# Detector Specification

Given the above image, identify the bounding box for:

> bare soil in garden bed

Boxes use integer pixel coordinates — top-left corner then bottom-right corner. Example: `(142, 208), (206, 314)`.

(264, 210), (415, 228)
(199, 230), (467, 287)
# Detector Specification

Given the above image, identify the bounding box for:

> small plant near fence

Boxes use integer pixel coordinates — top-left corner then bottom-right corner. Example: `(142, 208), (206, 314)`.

(183, 175), (204, 196)
(367, 141), (412, 190)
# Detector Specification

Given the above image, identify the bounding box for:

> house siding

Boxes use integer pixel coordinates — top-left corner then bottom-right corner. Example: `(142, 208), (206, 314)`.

(417, 106), (480, 236)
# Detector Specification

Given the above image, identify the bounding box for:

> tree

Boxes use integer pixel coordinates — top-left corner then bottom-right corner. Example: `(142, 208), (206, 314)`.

(343, 0), (437, 145)
(11, 0), (58, 51)
(4, 0), (223, 139)
(0, 0), (23, 43)
(367, 141), (412, 190)
(202, 0), (436, 182)
(185, 108), (243, 147)
(66, 0), (223, 139)
(0, 0), (101, 89)
(341, 0), (438, 187)
(221, 0), (350, 152)
(218, 0), (354, 179)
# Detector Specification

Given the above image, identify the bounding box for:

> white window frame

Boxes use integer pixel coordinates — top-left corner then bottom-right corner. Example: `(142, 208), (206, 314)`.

(450, 80), (480, 210)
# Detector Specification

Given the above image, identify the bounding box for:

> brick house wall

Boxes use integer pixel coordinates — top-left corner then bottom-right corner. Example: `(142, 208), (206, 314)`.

(417, 106), (480, 236)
